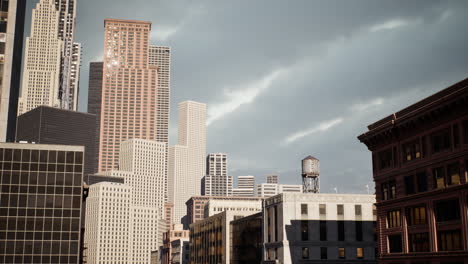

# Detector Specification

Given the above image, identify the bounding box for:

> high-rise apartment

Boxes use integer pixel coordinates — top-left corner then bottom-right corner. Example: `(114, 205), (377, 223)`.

(203, 153), (232, 196)
(97, 19), (158, 172)
(0, 0), (26, 142)
(233, 175), (255, 197)
(168, 101), (206, 223)
(17, 0), (62, 115)
(148, 45), (170, 144)
(0, 143), (84, 263)
(358, 78), (468, 264)
(267, 175), (278, 184)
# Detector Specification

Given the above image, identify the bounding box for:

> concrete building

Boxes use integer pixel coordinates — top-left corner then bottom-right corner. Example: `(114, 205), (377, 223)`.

(257, 183), (303, 197)
(170, 238), (189, 264)
(85, 139), (167, 263)
(231, 212), (263, 264)
(203, 153), (233, 196)
(0, 0), (26, 142)
(262, 193), (377, 263)
(185, 195), (264, 229)
(97, 19), (158, 172)
(86, 61), (103, 174)
(148, 45), (171, 144)
(0, 143), (84, 263)
(18, 0), (62, 115)
(16, 105), (96, 175)
(168, 101), (206, 223)
(266, 175), (278, 184)
(161, 224), (190, 264)
(203, 198), (262, 218)
(190, 207), (263, 264)
(358, 78), (468, 264)
(233, 175), (255, 197)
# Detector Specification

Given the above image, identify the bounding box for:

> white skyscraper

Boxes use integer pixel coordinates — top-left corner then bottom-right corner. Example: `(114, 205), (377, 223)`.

(203, 153), (233, 196)
(168, 101), (206, 223)
(18, 0), (62, 115)
(233, 175), (255, 197)
(85, 139), (167, 263)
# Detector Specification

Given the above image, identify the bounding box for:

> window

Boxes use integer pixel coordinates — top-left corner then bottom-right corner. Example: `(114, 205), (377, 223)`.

(453, 124), (460, 148)
(447, 163), (460, 185)
(338, 247), (345, 259)
(355, 205), (362, 216)
(433, 166), (446, 189)
(337, 204), (344, 215)
(435, 199), (460, 222)
(431, 128), (451, 153)
(409, 233), (429, 252)
(356, 247), (364, 259)
(405, 175), (415, 195)
(356, 221), (363, 241)
(402, 140), (421, 162)
(338, 221), (345, 241)
(416, 172), (428, 192)
(463, 120), (468, 144)
(438, 229), (462, 251)
(381, 180), (396, 200)
(319, 221), (327, 241)
(301, 204), (308, 215)
(388, 234), (403, 253)
(319, 204), (326, 215)
(387, 210), (401, 228)
(407, 206), (427, 226)
(378, 148), (393, 170)
(320, 247), (327, 259)
(301, 247), (309, 259)
(301, 221), (308, 241)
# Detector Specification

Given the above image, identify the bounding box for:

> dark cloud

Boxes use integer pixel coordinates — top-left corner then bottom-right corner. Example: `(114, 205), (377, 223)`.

(24, 0), (468, 193)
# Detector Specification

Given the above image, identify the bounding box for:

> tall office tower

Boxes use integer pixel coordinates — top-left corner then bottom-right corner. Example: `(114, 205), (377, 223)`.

(17, 0), (62, 115)
(0, 0), (26, 142)
(16, 106), (96, 175)
(54, 0), (81, 110)
(85, 182), (132, 264)
(266, 174), (278, 184)
(0, 143), (84, 263)
(168, 101), (206, 223)
(86, 139), (166, 263)
(148, 45), (170, 144)
(98, 19), (158, 172)
(233, 175), (255, 197)
(87, 62), (103, 173)
(203, 153), (232, 196)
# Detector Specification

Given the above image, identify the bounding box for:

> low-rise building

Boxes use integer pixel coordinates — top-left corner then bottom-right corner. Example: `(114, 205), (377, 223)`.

(231, 212), (263, 264)
(257, 183), (302, 197)
(262, 193), (377, 263)
(161, 224), (190, 264)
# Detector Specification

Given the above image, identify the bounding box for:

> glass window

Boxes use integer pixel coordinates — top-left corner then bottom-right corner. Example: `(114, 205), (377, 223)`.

(337, 204), (344, 215)
(447, 163), (460, 185)
(409, 233), (429, 252)
(338, 221), (345, 241)
(356, 247), (364, 259)
(319, 204), (326, 215)
(438, 229), (462, 251)
(301, 220), (308, 241)
(356, 221), (363, 241)
(407, 206), (427, 226)
(433, 166), (446, 189)
(338, 247), (345, 259)
(301, 247), (309, 259)
(435, 199), (460, 222)
(355, 205), (362, 216)
(431, 128), (451, 153)
(387, 210), (401, 228)
(388, 234), (403, 253)
(301, 204), (307, 215)
(319, 221), (327, 241)
(402, 140), (421, 162)
(378, 148), (393, 170)
(320, 247), (327, 259)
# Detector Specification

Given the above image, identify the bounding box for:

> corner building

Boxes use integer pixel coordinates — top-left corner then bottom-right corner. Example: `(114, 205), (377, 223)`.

(358, 78), (468, 264)
(98, 19), (158, 172)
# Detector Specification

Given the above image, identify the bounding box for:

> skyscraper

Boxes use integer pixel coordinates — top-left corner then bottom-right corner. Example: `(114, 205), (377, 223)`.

(168, 101), (206, 223)
(148, 45), (170, 144)
(97, 19), (158, 172)
(0, 143), (84, 263)
(87, 62), (103, 174)
(203, 153), (232, 196)
(233, 175), (255, 197)
(17, 0), (62, 115)
(0, 0), (26, 142)
(266, 175), (278, 184)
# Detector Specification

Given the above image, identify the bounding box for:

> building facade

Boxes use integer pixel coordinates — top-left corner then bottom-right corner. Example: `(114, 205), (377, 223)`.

(0, 143), (84, 263)
(161, 224), (189, 264)
(203, 198), (262, 218)
(203, 153), (232, 196)
(168, 101), (206, 223)
(358, 78), (468, 264)
(233, 175), (255, 197)
(86, 61), (103, 174)
(231, 212), (263, 264)
(170, 238), (189, 264)
(0, 0), (26, 142)
(262, 193), (377, 263)
(97, 19), (158, 172)
(16, 105), (96, 175)
(257, 183), (303, 197)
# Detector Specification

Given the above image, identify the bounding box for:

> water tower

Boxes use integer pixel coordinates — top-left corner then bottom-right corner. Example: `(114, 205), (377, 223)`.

(301, 156), (320, 193)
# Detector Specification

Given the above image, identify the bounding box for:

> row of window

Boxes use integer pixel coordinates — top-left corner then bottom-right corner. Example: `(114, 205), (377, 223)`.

(388, 229), (462, 253)
(301, 220), (367, 242)
(301, 246), (366, 260)
(301, 203), (363, 216)
(376, 121), (468, 171)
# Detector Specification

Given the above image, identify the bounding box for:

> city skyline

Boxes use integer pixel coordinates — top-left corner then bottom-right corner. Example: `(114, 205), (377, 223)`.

(21, 0), (468, 193)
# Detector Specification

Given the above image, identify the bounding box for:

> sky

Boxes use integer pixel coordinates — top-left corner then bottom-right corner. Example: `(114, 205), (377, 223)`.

(25, 0), (468, 193)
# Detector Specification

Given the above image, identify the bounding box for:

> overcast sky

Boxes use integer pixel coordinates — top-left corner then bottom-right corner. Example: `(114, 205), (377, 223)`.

(25, 0), (468, 193)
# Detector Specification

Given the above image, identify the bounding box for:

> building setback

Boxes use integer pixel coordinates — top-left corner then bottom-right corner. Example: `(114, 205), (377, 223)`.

(168, 101), (206, 224)
(98, 18), (158, 172)
(262, 193), (377, 263)
(0, 0), (26, 142)
(0, 143), (85, 263)
(358, 78), (468, 264)
(16, 106), (96, 175)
